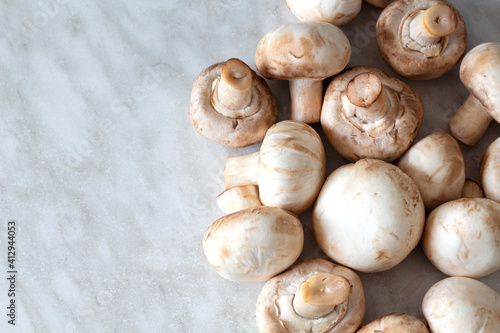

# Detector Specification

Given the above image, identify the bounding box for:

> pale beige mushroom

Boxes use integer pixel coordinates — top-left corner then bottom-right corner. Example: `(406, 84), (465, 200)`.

(321, 66), (423, 162)
(313, 159), (425, 273)
(256, 258), (365, 333)
(422, 198), (500, 278)
(376, 0), (467, 80)
(461, 179), (484, 198)
(357, 313), (429, 333)
(203, 206), (304, 283)
(224, 120), (325, 215)
(286, 0), (362, 27)
(363, 0), (390, 9)
(190, 58), (277, 148)
(255, 22), (350, 123)
(216, 185), (262, 214)
(449, 43), (500, 146)
(481, 137), (500, 203)
(422, 277), (500, 332)
(397, 132), (465, 212)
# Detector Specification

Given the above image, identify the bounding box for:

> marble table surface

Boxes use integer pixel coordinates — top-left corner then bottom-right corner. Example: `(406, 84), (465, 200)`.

(1, 0), (499, 332)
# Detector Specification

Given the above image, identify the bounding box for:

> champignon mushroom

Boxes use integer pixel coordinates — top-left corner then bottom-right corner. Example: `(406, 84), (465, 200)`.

(461, 179), (484, 198)
(363, 0), (390, 9)
(216, 185), (262, 214)
(256, 258), (365, 333)
(422, 198), (500, 278)
(313, 159), (425, 273)
(449, 42), (500, 146)
(190, 58), (277, 148)
(396, 132), (465, 212)
(255, 22), (351, 123)
(285, 0), (362, 27)
(321, 66), (423, 162)
(376, 0), (467, 80)
(203, 206), (304, 283)
(357, 313), (429, 333)
(422, 277), (500, 332)
(481, 137), (500, 203)
(224, 120), (326, 215)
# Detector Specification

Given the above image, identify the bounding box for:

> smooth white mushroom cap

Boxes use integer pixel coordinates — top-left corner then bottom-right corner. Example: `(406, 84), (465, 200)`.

(357, 313), (429, 333)
(286, 0), (362, 27)
(203, 206), (304, 283)
(422, 277), (500, 333)
(313, 159), (425, 273)
(422, 198), (500, 278)
(481, 137), (500, 203)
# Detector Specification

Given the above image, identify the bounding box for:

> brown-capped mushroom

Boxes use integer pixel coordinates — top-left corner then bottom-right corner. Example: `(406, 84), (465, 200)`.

(449, 43), (500, 146)
(397, 132), (465, 212)
(376, 0), (467, 80)
(422, 198), (500, 278)
(481, 137), (500, 203)
(203, 206), (304, 283)
(363, 0), (390, 9)
(224, 120), (326, 215)
(313, 159), (425, 273)
(255, 22), (350, 123)
(321, 66), (423, 162)
(190, 58), (277, 148)
(357, 313), (429, 333)
(216, 185), (262, 214)
(461, 179), (484, 198)
(286, 0), (362, 27)
(256, 258), (365, 333)
(422, 277), (500, 332)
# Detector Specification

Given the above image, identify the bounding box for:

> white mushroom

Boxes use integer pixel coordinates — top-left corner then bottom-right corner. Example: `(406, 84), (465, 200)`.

(190, 58), (277, 148)
(224, 120), (326, 215)
(363, 0), (390, 9)
(461, 179), (484, 198)
(321, 66), (424, 162)
(376, 0), (467, 79)
(256, 258), (365, 333)
(216, 185), (262, 214)
(422, 198), (500, 278)
(357, 313), (429, 333)
(481, 137), (500, 203)
(449, 43), (500, 146)
(313, 159), (425, 273)
(255, 22), (350, 123)
(397, 132), (465, 212)
(203, 206), (304, 283)
(286, 0), (362, 27)
(422, 277), (500, 332)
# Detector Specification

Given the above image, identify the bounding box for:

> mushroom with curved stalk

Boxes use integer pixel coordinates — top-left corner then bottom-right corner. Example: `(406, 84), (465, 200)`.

(224, 120), (326, 215)
(358, 313), (429, 333)
(190, 58), (277, 148)
(256, 258), (365, 333)
(363, 0), (390, 9)
(481, 137), (500, 203)
(285, 0), (362, 27)
(313, 159), (425, 273)
(376, 0), (467, 79)
(255, 22), (351, 123)
(203, 206), (304, 283)
(422, 277), (500, 332)
(422, 198), (500, 278)
(461, 179), (484, 198)
(216, 185), (261, 214)
(397, 132), (465, 212)
(449, 43), (500, 146)
(321, 66), (423, 162)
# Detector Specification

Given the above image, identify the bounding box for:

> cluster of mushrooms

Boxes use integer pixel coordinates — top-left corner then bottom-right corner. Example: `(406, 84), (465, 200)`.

(190, 0), (500, 332)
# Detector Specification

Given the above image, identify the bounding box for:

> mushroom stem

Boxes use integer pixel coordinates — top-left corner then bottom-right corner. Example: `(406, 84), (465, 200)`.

(292, 273), (351, 319)
(217, 185), (262, 214)
(461, 179), (484, 198)
(289, 79), (323, 124)
(449, 95), (493, 146)
(345, 72), (390, 122)
(224, 152), (260, 189)
(409, 4), (457, 45)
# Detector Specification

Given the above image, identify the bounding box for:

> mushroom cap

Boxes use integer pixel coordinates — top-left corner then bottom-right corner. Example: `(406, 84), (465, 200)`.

(190, 61), (277, 148)
(313, 159), (425, 273)
(376, 0), (467, 80)
(321, 66), (423, 162)
(357, 313), (429, 333)
(397, 132), (465, 212)
(285, 0), (362, 27)
(202, 206), (304, 283)
(256, 258), (365, 333)
(255, 22), (351, 81)
(422, 277), (500, 332)
(422, 198), (500, 278)
(460, 42), (500, 122)
(258, 120), (326, 214)
(481, 137), (500, 203)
